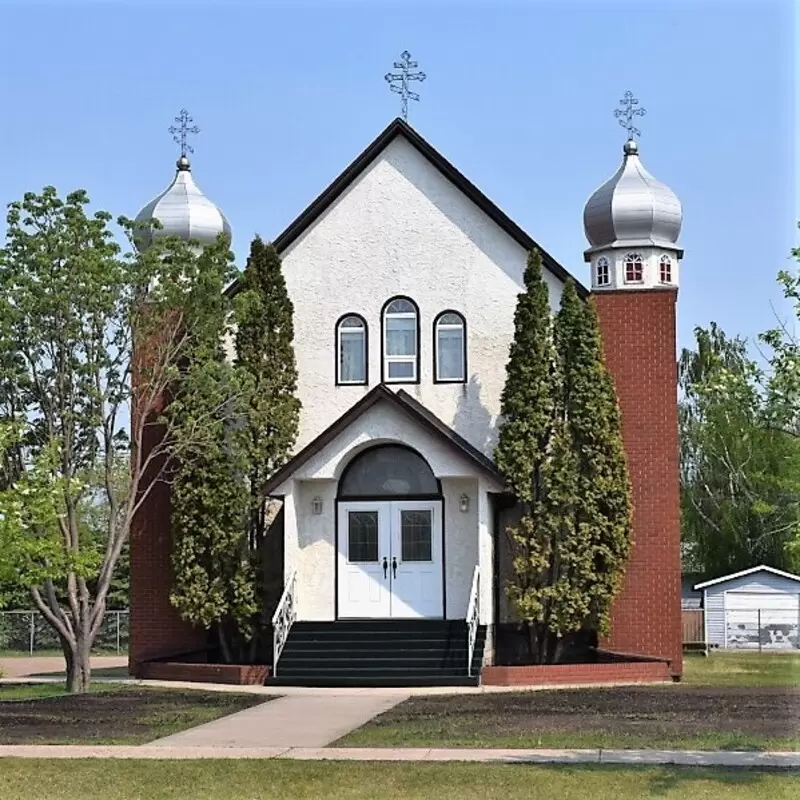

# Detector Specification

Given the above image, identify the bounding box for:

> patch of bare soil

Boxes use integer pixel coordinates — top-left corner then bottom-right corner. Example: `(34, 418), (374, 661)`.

(0, 687), (265, 744)
(380, 687), (800, 740)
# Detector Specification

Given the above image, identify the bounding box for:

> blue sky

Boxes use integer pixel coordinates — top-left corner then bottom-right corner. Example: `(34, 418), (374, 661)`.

(0, 0), (795, 352)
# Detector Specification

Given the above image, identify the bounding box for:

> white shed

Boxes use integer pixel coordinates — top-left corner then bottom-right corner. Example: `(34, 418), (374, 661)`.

(694, 565), (800, 650)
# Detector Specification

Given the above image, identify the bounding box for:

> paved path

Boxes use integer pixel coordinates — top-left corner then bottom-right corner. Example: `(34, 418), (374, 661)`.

(0, 745), (796, 768)
(0, 656), (127, 678)
(149, 693), (408, 748)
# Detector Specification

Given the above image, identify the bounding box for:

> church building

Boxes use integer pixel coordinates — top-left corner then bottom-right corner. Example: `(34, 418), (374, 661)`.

(129, 108), (684, 686)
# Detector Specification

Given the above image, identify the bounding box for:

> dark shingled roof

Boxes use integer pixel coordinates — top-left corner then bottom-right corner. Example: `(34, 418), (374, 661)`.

(226, 117), (587, 298)
(262, 384), (505, 495)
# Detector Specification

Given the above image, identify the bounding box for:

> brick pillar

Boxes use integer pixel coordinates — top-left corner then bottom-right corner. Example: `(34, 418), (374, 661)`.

(593, 289), (683, 677)
(129, 328), (207, 674)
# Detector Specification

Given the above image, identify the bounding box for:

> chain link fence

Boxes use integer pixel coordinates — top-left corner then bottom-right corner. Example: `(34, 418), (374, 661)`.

(0, 610), (129, 655)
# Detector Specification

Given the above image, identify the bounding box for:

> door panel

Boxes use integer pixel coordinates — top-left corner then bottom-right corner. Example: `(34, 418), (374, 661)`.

(337, 503), (391, 618)
(390, 502), (443, 619)
(337, 500), (443, 619)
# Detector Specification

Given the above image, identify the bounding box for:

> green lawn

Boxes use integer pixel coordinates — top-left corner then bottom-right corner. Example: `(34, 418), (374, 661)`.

(0, 760), (797, 800)
(338, 652), (800, 751)
(683, 651), (800, 687)
(0, 685), (269, 745)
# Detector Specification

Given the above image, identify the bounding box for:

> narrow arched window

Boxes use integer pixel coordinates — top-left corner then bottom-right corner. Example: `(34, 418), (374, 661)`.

(382, 297), (419, 383)
(336, 314), (367, 385)
(659, 255), (672, 284)
(624, 253), (644, 283)
(434, 311), (466, 383)
(596, 257), (610, 287)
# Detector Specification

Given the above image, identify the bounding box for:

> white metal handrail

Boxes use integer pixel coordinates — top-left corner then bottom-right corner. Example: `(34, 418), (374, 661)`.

(466, 566), (480, 677)
(271, 571), (297, 677)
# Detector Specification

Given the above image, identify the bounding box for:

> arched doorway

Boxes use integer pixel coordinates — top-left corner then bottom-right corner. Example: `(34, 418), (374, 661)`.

(337, 445), (444, 619)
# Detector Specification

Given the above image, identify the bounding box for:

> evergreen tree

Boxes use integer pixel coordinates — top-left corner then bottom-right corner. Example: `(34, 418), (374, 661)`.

(234, 237), (300, 656)
(234, 238), (300, 546)
(554, 280), (632, 638)
(169, 237), (257, 663)
(495, 253), (632, 664)
(495, 249), (569, 663)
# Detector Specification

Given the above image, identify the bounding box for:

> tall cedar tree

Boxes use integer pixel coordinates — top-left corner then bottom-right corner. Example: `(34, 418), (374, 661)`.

(495, 253), (632, 663)
(494, 249), (568, 662)
(169, 238), (258, 664)
(554, 280), (632, 639)
(234, 237), (300, 654)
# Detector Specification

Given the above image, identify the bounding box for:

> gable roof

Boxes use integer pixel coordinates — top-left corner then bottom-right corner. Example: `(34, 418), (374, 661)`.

(227, 117), (587, 298)
(693, 564), (800, 591)
(262, 384), (505, 495)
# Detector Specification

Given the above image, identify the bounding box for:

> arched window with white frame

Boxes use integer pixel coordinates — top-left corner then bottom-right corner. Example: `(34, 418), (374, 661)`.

(434, 311), (466, 383)
(336, 314), (367, 385)
(595, 257), (610, 287)
(382, 296), (419, 383)
(624, 253), (644, 283)
(659, 255), (672, 284)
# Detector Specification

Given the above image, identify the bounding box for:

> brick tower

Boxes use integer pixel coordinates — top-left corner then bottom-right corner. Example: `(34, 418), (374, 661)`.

(583, 116), (684, 677)
(128, 130), (231, 672)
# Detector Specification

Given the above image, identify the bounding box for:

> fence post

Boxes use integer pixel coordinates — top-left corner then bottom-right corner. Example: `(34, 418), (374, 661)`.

(758, 608), (762, 654)
(116, 612), (121, 654)
(29, 612), (35, 656)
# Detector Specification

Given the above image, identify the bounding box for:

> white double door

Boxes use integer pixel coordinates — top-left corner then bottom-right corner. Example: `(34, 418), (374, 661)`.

(338, 500), (443, 619)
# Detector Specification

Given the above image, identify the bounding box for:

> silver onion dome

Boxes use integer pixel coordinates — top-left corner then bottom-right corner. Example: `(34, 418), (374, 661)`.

(133, 154), (231, 252)
(583, 139), (682, 251)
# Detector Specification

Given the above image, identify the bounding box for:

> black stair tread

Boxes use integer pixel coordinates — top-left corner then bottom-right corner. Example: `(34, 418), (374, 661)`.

(268, 676), (480, 688)
(273, 622), (486, 687)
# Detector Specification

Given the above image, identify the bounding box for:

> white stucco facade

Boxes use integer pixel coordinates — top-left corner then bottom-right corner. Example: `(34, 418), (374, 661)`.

(274, 397), (501, 623)
(257, 126), (572, 631)
(281, 134), (564, 458)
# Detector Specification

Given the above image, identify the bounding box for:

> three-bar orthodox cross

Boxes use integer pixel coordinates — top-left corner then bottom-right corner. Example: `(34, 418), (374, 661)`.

(614, 91), (646, 140)
(385, 51), (426, 121)
(169, 108), (200, 156)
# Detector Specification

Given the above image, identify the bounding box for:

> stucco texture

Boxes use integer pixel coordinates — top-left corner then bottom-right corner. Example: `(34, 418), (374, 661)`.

(281, 135), (563, 458)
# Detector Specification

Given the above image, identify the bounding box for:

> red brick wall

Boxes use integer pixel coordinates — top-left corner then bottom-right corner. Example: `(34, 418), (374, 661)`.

(137, 661), (270, 685)
(129, 332), (207, 671)
(482, 660), (671, 686)
(593, 289), (683, 677)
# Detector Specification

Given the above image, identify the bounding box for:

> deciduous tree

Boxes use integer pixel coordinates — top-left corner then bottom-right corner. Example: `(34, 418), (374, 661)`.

(0, 187), (229, 692)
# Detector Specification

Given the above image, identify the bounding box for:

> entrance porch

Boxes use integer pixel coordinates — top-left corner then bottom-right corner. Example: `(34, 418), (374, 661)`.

(262, 386), (504, 685)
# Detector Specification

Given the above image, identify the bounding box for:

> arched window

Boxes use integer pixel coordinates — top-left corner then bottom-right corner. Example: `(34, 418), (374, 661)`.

(339, 445), (439, 498)
(659, 255), (672, 284)
(595, 257), (610, 287)
(336, 314), (367, 385)
(382, 297), (419, 383)
(434, 311), (466, 383)
(624, 253), (644, 283)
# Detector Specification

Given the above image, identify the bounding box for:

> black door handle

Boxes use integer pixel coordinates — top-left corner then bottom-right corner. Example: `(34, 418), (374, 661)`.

(392, 557), (398, 579)
(382, 557), (388, 579)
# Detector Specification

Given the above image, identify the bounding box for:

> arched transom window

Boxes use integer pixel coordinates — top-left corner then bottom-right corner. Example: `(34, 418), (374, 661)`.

(659, 255), (672, 284)
(382, 297), (419, 383)
(596, 257), (610, 287)
(339, 445), (439, 498)
(624, 253), (644, 283)
(336, 314), (367, 385)
(434, 311), (466, 382)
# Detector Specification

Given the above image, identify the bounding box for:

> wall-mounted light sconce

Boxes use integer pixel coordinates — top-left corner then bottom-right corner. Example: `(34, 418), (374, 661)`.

(459, 494), (469, 513)
(311, 496), (323, 515)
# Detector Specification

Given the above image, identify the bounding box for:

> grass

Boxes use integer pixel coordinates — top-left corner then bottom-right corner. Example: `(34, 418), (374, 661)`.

(337, 652), (800, 752)
(0, 760), (797, 800)
(0, 682), (127, 701)
(683, 651), (800, 687)
(0, 685), (269, 745)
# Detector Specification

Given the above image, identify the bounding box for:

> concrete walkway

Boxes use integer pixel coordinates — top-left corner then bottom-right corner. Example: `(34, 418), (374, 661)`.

(0, 655), (127, 678)
(149, 693), (408, 748)
(0, 745), (797, 768)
